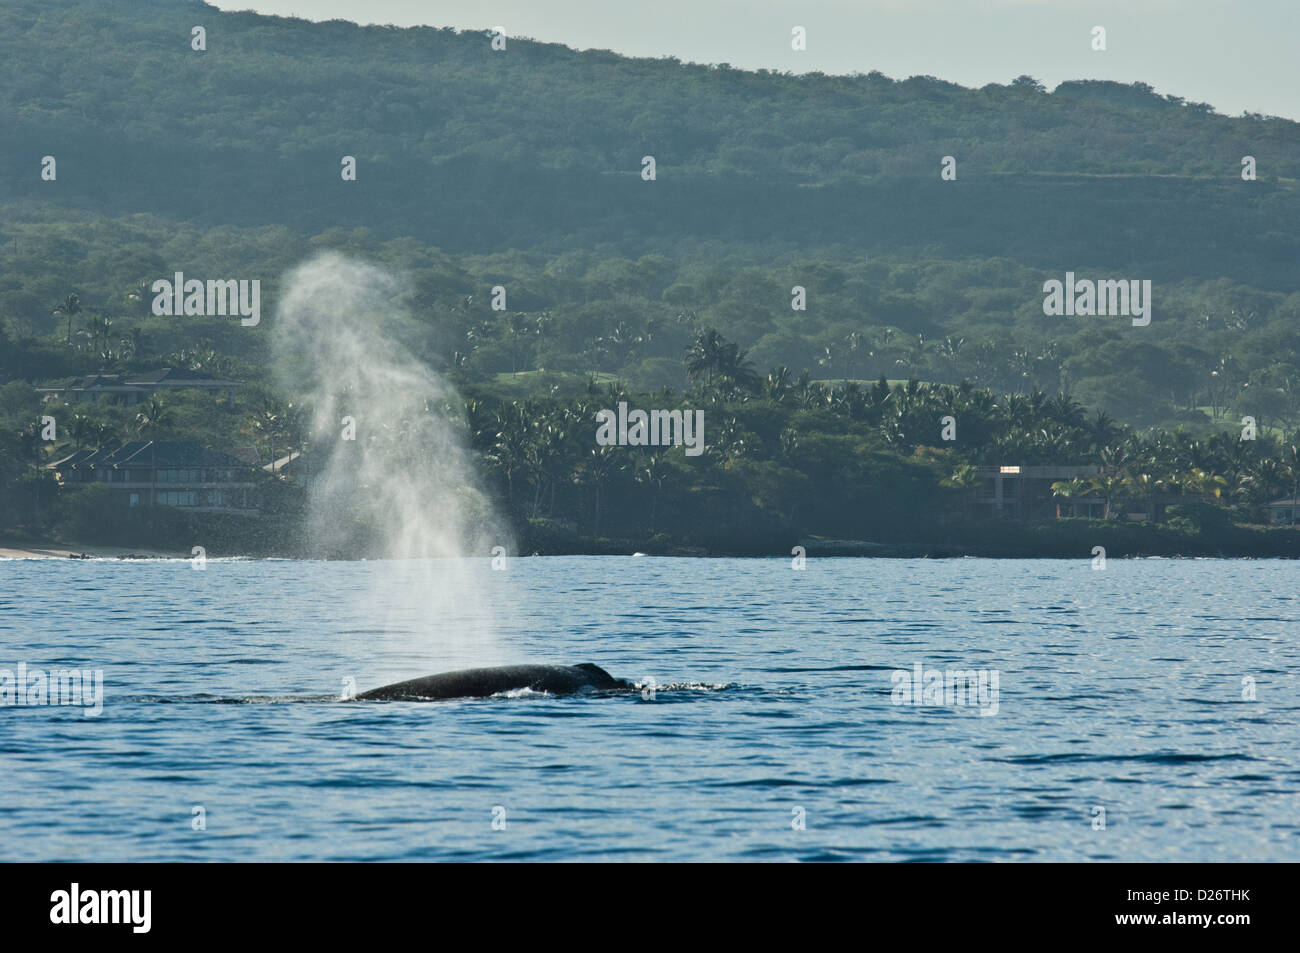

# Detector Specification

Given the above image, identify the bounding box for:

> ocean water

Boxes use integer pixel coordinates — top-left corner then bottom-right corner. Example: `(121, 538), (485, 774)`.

(0, 556), (1296, 862)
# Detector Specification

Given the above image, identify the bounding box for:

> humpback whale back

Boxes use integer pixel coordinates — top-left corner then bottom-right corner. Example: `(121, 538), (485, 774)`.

(356, 663), (632, 701)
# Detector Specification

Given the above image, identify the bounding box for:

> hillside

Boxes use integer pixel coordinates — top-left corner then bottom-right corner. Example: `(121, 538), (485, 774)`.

(1, 0), (1298, 435)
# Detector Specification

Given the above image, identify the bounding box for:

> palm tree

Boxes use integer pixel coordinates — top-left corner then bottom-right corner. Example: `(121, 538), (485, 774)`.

(684, 329), (726, 386)
(91, 420), (119, 450)
(1206, 355), (1237, 420)
(715, 416), (749, 463)
(1277, 443), (1300, 524)
(135, 397), (171, 437)
(576, 445), (623, 536)
(941, 464), (981, 520)
(684, 328), (759, 394)
(895, 334), (930, 378)
(1051, 478), (1093, 519)
(717, 345), (760, 394)
(817, 345), (834, 381)
(69, 415), (95, 451)
(1178, 467), (1228, 501)
(1085, 411), (1121, 451)
(78, 314), (113, 363)
(527, 415), (571, 519)
(1089, 475), (1128, 519)
(1047, 393), (1086, 429)
(52, 294), (81, 346)
(1098, 444), (1133, 478)
(249, 403), (287, 471)
(487, 405), (530, 507)
(794, 369), (820, 408)
(635, 451), (671, 534)
(1236, 458), (1281, 509)
(126, 278), (156, 318)
(843, 331), (863, 382)
(936, 336), (966, 381)
(764, 366), (791, 403)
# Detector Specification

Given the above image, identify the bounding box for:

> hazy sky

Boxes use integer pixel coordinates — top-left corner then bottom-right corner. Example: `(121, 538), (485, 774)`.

(210, 0), (1299, 121)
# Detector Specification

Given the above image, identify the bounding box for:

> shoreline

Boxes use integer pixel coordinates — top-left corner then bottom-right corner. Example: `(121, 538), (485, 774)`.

(1, 538), (1295, 560)
(0, 541), (190, 560)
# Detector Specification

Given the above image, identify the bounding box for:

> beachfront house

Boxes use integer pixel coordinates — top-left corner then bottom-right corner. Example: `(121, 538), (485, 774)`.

(36, 367), (241, 406)
(262, 449), (327, 489)
(46, 441), (260, 513)
(972, 465), (1103, 520)
(1265, 495), (1300, 525)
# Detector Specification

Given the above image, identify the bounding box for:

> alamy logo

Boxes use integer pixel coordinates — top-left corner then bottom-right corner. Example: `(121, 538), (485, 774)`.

(596, 401), (705, 457)
(1042, 272), (1151, 326)
(50, 883), (151, 933)
(152, 272), (261, 326)
(890, 662), (999, 716)
(0, 662), (103, 716)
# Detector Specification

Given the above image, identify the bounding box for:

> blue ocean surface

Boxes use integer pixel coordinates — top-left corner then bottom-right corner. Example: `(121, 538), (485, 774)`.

(0, 556), (1296, 862)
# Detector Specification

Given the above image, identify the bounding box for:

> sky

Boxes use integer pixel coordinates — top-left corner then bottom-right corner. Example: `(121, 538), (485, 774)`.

(208, 0), (1300, 121)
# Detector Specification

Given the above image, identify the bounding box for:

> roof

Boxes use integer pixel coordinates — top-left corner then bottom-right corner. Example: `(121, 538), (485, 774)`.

(976, 465), (1102, 478)
(1266, 495), (1300, 507)
(38, 374), (137, 392)
(36, 367), (240, 392)
(44, 441), (255, 470)
(226, 446), (265, 466)
(263, 449), (326, 474)
(123, 367), (239, 386)
(46, 448), (99, 469)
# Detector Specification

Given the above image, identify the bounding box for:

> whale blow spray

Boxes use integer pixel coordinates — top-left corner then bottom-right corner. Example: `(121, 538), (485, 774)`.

(272, 252), (510, 662)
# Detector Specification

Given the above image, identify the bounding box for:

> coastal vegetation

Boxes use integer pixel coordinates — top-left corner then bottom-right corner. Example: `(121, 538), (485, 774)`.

(3, 328), (1297, 556)
(1, 0), (1298, 555)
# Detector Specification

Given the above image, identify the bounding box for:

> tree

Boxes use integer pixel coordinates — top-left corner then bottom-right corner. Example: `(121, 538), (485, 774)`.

(684, 329), (724, 386)
(1051, 478), (1093, 519)
(1085, 411), (1121, 451)
(1281, 443), (1300, 524)
(487, 404), (530, 507)
(941, 463), (980, 519)
(1088, 475), (1128, 519)
(635, 450), (671, 533)
(895, 334), (930, 379)
(575, 445), (623, 536)
(248, 402), (288, 471)
(69, 414), (95, 451)
(135, 397), (172, 437)
(684, 328), (758, 393)
(52, 294), (81, 346)
(764, 366), (791, 403)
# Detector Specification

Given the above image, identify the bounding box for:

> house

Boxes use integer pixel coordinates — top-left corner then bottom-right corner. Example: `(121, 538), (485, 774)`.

(262, 449), (327, 489)
(972, 465), (1102, 520)
(45, 441), (260, 513)
(36, 367), (241, 406)
(226, 446), (265, 467)
(1265, 495), (1299, 525)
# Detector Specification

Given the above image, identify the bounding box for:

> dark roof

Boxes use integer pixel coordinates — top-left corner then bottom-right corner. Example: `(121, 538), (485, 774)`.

(38, 373), (135, 392)
(263, 449), (326, 475)
(45, 441), (255, 470)
(123, 367), (236, 385)
(46, 448), (99, 469)
(37, 368), (240, 391)
(226, 445), (265, 466)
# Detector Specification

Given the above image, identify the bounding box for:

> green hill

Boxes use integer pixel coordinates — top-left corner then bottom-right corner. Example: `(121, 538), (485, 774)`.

(1, 0), (1298, 434)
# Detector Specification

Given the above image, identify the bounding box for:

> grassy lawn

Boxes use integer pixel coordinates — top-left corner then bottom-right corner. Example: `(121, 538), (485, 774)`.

(487, 370), (621, 397)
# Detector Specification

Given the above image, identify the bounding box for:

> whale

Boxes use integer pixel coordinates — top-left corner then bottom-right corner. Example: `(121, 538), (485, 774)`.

(356, 663), (634, 701)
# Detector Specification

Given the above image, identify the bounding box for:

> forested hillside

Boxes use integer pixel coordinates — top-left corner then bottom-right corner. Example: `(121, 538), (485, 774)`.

(2, 0), (1299, 555)
(2, 0), (1298, 431)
